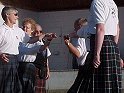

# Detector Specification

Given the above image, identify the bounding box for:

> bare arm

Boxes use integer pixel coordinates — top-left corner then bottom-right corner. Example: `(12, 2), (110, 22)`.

(64, 39), (80, 58)
(114, 24), (120, 44)
(93, 23), (105, 68)
(45, 59), (50, 80)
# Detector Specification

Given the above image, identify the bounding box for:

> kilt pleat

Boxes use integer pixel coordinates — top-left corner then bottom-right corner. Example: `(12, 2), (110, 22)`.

(18, 62), (36, 93)
(93, 35), (122, 93)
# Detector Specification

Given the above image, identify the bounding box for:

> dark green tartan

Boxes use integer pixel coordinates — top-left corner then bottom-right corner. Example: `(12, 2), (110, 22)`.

(76, 35), (122, 93)
(0, 55), (22, 93)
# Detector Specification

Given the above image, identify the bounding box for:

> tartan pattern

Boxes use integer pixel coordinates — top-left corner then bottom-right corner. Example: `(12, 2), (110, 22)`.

(34, 68), (46, 93)
(18, 62), (36, 93)
(76, 35), (122, 93)
(18, 62), (47, 93)
(0, 55), (22, 93)
(93, 35), (122, 93)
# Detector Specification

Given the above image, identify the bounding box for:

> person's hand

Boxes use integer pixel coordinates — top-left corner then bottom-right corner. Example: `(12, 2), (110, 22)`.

(0, 53), (9, 63)
(63, 34), (70, 40)
(45, 33), (57, 41)
(44, 65), (50, 80)
(51, 33), (57, 38)
(120, 58), (123, 68)
(64, 39), (70, 46)
(93, 55), (101, 68)
(39, 33), (45, 41)
(45, 69), (50, 80)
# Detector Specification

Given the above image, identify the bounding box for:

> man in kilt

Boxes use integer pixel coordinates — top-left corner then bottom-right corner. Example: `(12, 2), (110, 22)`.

(0, 6), (48, 93)
(76, 0), (122, 93)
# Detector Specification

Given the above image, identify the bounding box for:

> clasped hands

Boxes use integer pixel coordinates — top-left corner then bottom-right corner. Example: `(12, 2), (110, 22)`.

(39, 33), (57, 41)
(45, 33), (57, 41)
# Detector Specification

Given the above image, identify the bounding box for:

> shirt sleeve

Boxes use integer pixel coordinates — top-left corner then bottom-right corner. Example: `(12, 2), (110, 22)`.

(91, 0), (106, 24)
(75, 38), (88, 66)
(42, 48), (51, 57)
(0, 30), (4, 45)
(0, 30), (4, 54)
(75, 39), (86, 57)
(46, 48), (51, 57)
(18, 28), (30, 43)
(19, 42), (41, 55)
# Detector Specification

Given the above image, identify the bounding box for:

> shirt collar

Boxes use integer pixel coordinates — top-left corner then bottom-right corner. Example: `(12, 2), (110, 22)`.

(3, 23), (15, 30)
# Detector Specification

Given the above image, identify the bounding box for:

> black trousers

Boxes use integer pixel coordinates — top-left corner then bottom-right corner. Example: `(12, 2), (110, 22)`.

(67, 53), (93, 93)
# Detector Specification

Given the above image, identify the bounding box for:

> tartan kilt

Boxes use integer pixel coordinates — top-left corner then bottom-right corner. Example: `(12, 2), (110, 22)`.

(78, 35), (122, 93)
(34, 68), (46, 93)
(0, 55), (22, 93)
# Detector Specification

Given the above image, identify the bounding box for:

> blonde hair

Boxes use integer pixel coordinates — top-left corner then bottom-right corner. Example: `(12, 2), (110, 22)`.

(22, 18), (36, 31)
(74, 18), (88, 27)
(74, 18), (88, 31)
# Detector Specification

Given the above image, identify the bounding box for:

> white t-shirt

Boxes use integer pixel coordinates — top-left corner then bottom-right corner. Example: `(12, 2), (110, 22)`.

(75, 38), (89, 66)
(0, 23), (30, 55)
(88, 0), (118, 35)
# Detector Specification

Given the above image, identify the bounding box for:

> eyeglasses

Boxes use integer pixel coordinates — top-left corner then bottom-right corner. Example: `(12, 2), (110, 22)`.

(14, 13), (18, 16)
(35, 30), (43, 33)
(39, 30), (43, 33)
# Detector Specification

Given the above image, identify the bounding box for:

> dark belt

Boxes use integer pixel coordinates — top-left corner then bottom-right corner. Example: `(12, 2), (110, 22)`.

(5, 53), (17, 58)
(90, 34), (113, 37)
(18, 61), (34, 63)
(90, 34), (114, 40)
